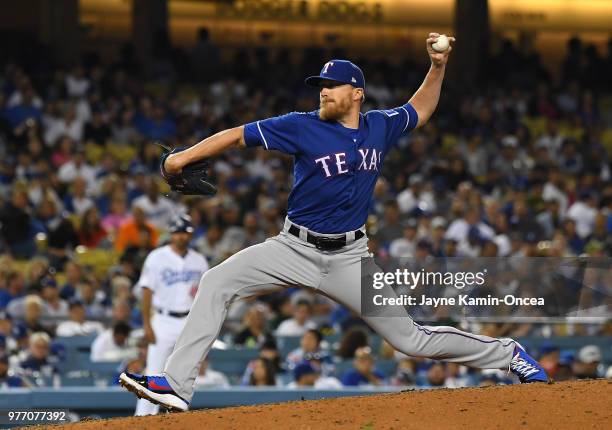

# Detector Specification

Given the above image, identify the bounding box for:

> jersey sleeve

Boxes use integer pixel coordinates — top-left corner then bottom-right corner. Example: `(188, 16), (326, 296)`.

(135, 253), (156, 295)
(380, 102), (419, 143)
(243, 112), (300, 154)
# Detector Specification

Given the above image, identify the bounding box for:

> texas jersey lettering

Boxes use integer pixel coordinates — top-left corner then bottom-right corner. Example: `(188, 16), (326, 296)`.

(243, 105), (417, 233)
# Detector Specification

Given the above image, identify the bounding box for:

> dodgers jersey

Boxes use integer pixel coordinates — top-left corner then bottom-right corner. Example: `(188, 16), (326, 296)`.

(136, 245), (208, 312)
(244, 103), (419, 233)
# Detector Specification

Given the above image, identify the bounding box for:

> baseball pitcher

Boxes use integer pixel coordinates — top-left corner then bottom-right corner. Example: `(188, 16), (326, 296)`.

(121, 34), (548, 412)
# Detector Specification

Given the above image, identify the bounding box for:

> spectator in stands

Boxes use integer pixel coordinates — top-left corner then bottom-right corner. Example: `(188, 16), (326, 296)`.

(24, 257), (51, 293)
(341, 346), (384, 387)
(9, 323), (29, 361)
(7, 294), (51, 336)
(538, 342), (560, 377)
(275, 300), (317, 337)
(567, 191), (599, 239)
(478, 371), (503, 387)
(63, 176), (94, 216)
(195, 223), (224, 265)
(555, 351), (575, 381)
(114, 206), (158, 252)
(259, 337), (283, 374)
(41, 278), (68, 319)
(77, 207), (108, 248)
(19, 332), (57, 379)
(90, 321), (135, 362)
(336, 328), (369, 360)
(561, 219), (585, 255)
(573, 345), (602, 379)
(101, 195), (130, 234)
(111, 109), (138, 145)
(397, 174), (435, 215)
(132, 178), (178, 230)
(84, 108), (111, 145)
(391, 357), (416, 386)
(195, 357), (230, 388)
(0, 271), (25, 308)
(233, 305), (271, 348)
(0, 188), (35, 258)
(389, 218), (418, 258)
(51, 136), (75, 168)
(110, 275), (132, 302)
(286, 329), (326, 370)
(59, 261), (84, 300)
(56, 300), (104, 337)
(43, 212), (79, 270)
(0, 311), (12, 341)
(245, 357), (277, 387)
(0, 353), (25, 388)
(58, 147), (96, 191)
(287, 361), (318, 388)
(303, 352), (342, 389)
(444, 363), (473, 388)
(420, 362), (447, 388)
(377, 201), (404, 245)
(110, 299), (136, 326)
(75, 281), (106, 319)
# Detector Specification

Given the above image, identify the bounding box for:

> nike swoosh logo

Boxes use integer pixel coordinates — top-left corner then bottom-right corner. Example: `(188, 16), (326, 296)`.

(148, 380), (171, 391)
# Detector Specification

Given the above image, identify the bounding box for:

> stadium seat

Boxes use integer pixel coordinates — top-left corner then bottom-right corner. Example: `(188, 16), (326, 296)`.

(208, 348), (260, 376)
(74, 248), (119, 277)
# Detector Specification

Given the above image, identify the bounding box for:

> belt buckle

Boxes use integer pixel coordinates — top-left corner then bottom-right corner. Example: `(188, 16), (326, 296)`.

(314, 236), (345, 251)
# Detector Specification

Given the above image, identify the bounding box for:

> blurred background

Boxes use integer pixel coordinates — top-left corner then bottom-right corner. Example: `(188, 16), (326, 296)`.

(0, 0), (611, 421)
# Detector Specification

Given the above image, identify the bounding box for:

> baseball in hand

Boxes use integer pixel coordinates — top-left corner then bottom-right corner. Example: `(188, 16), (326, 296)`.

(432, 35), (450, 52)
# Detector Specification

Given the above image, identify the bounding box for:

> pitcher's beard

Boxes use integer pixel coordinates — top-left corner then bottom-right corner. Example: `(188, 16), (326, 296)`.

(319, 99), (351, 121)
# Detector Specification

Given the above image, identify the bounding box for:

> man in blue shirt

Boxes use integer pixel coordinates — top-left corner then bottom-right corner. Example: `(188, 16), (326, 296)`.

(120, 34), (549, 412)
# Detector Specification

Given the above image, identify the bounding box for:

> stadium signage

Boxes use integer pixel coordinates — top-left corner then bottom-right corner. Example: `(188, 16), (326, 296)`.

(216, 0), (384, 23)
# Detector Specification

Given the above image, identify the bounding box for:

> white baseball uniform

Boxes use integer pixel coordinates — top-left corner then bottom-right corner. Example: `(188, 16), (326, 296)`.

(134, 244), (208, 416)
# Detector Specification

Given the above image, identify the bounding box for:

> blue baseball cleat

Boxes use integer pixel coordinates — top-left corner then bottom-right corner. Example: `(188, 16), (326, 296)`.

(119, 372), (189, 412)
(509, 344), (550, 383)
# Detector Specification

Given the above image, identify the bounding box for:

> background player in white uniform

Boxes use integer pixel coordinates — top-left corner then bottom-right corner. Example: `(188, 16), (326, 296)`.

(134, 214), (208, 416)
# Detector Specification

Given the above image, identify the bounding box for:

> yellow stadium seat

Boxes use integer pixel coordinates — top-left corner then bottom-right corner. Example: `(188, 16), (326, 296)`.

(12, 259), (30, 275)
(442, 134), (458, 151)
(602, 129), (612, 157)
(74, 248), (120, 277)
(522, 117), (546, 137)
(108, 143), (137, 165)
(85, 141), (105, 164)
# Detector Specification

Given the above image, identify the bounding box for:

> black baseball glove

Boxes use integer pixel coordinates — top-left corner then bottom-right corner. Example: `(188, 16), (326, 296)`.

(157, 143), (217, 196)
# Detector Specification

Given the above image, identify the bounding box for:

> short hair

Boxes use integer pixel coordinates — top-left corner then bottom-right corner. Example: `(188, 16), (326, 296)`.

(25, 294), (44, 309)
(305, 328), (322, 344)
(29, 332), (51, 347)
(113, 321), (131, 337)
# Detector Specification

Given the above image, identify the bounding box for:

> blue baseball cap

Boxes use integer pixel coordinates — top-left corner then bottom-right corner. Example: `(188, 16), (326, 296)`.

(305, 59), (365, 89)
(169, 214), (194, 234)
(293, 361), (317, 381)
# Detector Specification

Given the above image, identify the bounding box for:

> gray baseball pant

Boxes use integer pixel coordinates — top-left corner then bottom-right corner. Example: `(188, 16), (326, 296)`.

(163, 219), (516, 402)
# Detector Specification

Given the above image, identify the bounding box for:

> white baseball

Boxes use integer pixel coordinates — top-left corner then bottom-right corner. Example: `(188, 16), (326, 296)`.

(432, 35), (449, 53)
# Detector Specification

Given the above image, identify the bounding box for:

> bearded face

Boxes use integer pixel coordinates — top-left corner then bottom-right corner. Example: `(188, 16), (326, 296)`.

(171, 231), (192, 251)
(319, 94), (353, 121)
(317, 82), (360, 121)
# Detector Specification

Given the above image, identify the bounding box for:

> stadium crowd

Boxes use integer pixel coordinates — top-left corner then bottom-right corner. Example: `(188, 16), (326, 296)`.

(0, 34), (611, 389)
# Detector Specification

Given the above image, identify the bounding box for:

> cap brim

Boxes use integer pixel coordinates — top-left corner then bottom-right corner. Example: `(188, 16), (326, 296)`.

(304, 76), (346, 88)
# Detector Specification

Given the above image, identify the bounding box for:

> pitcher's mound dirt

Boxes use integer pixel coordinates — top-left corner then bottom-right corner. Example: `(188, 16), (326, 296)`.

(55, 379), (610, 430)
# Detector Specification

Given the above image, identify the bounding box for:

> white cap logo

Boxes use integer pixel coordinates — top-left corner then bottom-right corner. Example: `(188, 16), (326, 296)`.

(351, 77), (357, 83)
(322, 61), (334, 74)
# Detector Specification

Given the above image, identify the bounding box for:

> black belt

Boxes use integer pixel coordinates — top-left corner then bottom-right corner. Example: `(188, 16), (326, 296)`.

(288, 224), (365, 251)
(157, 309), (189, 318)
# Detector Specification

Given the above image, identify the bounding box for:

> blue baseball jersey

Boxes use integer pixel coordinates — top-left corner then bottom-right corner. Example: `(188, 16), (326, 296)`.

(243, 104), (419, 234)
